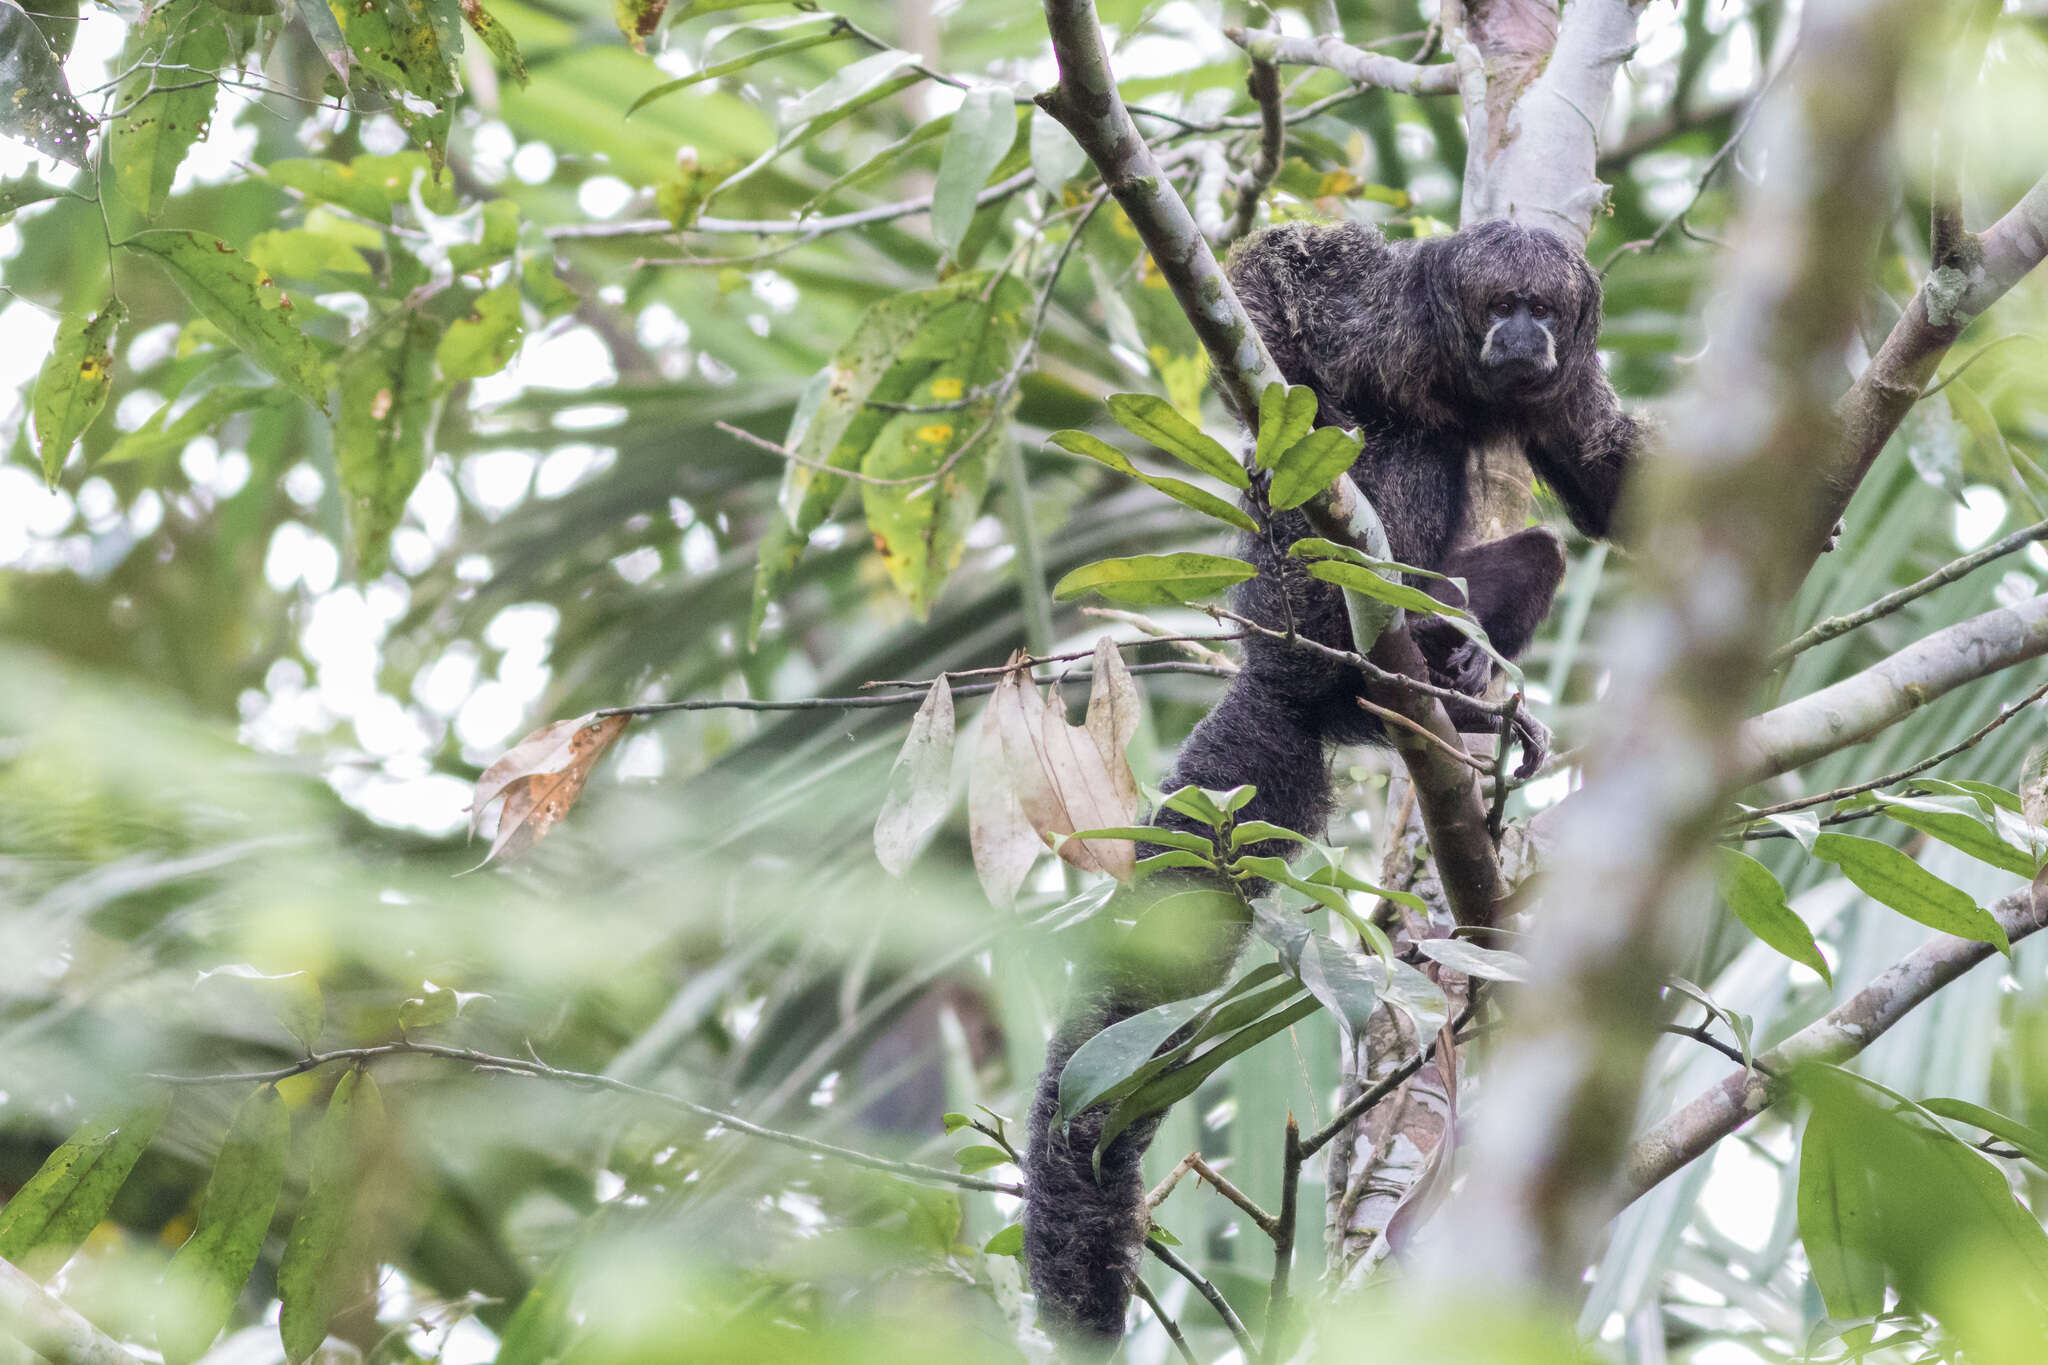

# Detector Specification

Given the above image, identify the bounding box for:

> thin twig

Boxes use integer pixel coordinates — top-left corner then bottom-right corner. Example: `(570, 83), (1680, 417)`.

(1730, 676), (2048, 824)
(1260, 1118), (1303, 1364)
(1767, 517), (2048, 667)
(1207, 606), (1515, 715)
(1150, 1153), (1278, 1235)
(1129, 1275), (1201, 1365)
(1224, 55), (1285, 245)
(1146, 1240), (1257, 1358)
(1357, 695), (1490, 773)
(864, 636), (1242, 687)
(144, 1041), (1021, 1196)
(546, 169), (1035, 242)
(1661, 1022), (1774, 1077)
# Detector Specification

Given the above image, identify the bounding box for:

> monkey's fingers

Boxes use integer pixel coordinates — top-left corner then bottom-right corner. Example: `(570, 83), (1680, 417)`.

(1509, 709), (1551, 780)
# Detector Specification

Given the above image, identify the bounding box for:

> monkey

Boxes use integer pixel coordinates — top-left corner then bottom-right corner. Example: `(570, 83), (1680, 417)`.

(1023, 218), (1648, 1356)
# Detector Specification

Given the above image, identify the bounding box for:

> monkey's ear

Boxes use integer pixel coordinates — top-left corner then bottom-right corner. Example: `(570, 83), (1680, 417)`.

(1567, 254), (1605, 355)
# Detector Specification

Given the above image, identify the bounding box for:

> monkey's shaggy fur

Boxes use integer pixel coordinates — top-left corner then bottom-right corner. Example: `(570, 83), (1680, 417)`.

(1024, 220), (1647, 1357)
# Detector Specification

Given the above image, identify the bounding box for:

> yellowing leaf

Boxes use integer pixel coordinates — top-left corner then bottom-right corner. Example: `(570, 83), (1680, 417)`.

(31, 302), (122, 482)
(469, 713), (631, 865)
(337, 311), (441, 575)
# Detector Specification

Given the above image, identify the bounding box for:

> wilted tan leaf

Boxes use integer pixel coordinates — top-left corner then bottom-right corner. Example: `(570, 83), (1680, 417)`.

(969, 671), (1043, 909)
(469, 712), (630, 866)
(875, 677), (956, 876)
(989, 656), (1139, 881)
(1084, 636), (1141, 814)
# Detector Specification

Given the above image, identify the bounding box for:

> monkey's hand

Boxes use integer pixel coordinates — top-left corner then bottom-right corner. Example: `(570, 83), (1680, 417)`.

(1413, 619), (1491, 696)
(1505, 706), (1551, 780)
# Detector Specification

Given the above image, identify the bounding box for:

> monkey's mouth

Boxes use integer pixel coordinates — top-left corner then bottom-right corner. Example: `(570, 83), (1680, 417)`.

(1486, 353), (1554, 384)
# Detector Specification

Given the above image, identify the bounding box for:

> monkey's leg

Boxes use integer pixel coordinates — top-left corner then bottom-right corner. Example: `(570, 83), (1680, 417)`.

(1412, 527), (1568, 691)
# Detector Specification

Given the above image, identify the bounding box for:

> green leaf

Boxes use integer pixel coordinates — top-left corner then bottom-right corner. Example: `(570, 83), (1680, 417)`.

(1295, 555), (1462, 618)
(32, 303), (122, 483)
(436, 280), (524, 381)
(287, 0), (351, 78)
(108, 0), (227, 223)
(1104, 393), (1247, 488)
(1027, 108), (1086, 193)
(953, 1145), (1012, 1173)
(337, 311), (441, 575)
(1799, 1100), (1887, 1323)
(797, 115), (952, 215)
(0, 0), (93, 165)
(715, 49), (919, 199)
(0, 1103), (165, 1273)
(264, 152), (453, 222)
(1265, 424), (1363, 509)
(279, 1070), (385, 1364)
(1055, 990), (1218, 1127)
(1255, 381), (1318, 470)
(1252, 903), (1381, 1036)
(1922, 1098), (2048, 1170)
(1864, 790), (2042, 877)
(983, 1222), (1025, 1256)
(1066, 826), (1216, 854)
(0, 170), (71, 219)
(1096, 994), (1321, 1157)
(159, 1087), (291, 1365)
(337, 0), (461, 101)
(1714, 848), (1832, 984)
(99, 384), (289, 466)
(1227, 820), (1311, 849)
(940, 1112), (971, 1134)
(398, 984), (458, 1032)
(932, 86), (1017, 255)
(246, 227), (374, 280)
(1048, 429), (1257, 532)
(1053, 552), (1257, 607)
(1413, 937), (1531, 982)
(457, 0), (524, 84)
(1811, 833), (2011, 954)
(628, 28), (844, 114)
(125, 232), (332, 409)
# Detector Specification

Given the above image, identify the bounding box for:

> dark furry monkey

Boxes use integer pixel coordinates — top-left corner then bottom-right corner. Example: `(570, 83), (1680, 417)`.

(1023, 219), (1647, 1355)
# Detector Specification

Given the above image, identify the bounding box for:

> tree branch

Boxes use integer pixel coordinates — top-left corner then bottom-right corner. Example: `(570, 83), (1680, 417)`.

(0, 1255), (144, 1365)
(1623, 886), (2048, 1201)
(1222, 51), (1285, 246)
(1224, 28), (1461, 97)
(1736, 593), (2048, 785)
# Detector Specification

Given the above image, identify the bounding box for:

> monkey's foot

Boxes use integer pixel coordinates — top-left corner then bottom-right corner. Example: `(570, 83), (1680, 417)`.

(1507, 708), (1551, 780)
(1414, 621), (1492, 696)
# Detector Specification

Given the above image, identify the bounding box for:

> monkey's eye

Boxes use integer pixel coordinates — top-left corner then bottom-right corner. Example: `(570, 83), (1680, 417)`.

(1489, 298), (1515, 319)
(1528, 301), (1552, 320)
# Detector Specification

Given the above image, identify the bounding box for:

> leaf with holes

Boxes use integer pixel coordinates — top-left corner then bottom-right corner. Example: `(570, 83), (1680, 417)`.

(337, 311), (441, 575)
(32, 302), (121, 483)
(108, 0), (226, 222)
(125, 232), (331, 408)
(0, 0), (92, 165)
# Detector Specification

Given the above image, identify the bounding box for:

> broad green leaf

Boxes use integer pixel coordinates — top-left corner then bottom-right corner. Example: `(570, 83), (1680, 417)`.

(953, 1145), (1011, 1173)
(1255, 381), (1317, 470)
(337, 311), (441, 575)
(108, 0), (227, 223)
(0, 170), (70, 219)
(1265, 424), (1363, 509)
(279, 1070), (385, 1364)
(1048, 429), (1257, 532)
(1811, 833), (2011, 954)
(99, 385), (287, 466)
(288, 0), (351, 78)
(1296, 554), (1462, 618)
(1799, 1101), (1887, 1323)
(1253, 903), (1381, 1037)
(932, 86), (1017, 255)
(125, 232), (331, 408)
(797, 115), (952, 215)
(1227, 820), (1312, 849)
(447, 198), (521, 276)
(983, 1223), (1025, 1256)
(1864, 790), (2040, 877)
(0, 1103), (165, 1273)
(1028, 107), (1086, 193)
(457, 0), (524, 84)
(160, 1087), (291, 1365)
(1055, 991), (1218, 1127)
(1715, 848), (1832, 984)
(32, 303), (121, 483)
(1105, 392), (1247, 488)
(1066, 826), (1216, 855)
(1053, 552), (1257, 607)
(1413, 937), (1531, 982)
(714, 49), (919, 199)
(247, 227), (374, 279)
(436, 280), (523, 380)
(399, 984), (459, 1031)
(1096, 995), (1321, 1157)
(0, 0), (92, 165)
(874, 677), (955, 876)
(628, 29), (845, 115)
(1922, 1098), (2048, 1170)
(335, 0), (460, 102)
(264, 153), (453, 222)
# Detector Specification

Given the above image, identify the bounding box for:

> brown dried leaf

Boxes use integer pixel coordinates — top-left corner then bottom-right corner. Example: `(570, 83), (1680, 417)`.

(969, 676), (1043, 909)
(1083, 636), (1142, 814)
(874, 677), (956, 876)
(468, 712), (629, 866)
(985, 656), (1139, 881)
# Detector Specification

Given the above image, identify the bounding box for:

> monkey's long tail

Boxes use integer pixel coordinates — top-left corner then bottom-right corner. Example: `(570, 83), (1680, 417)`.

(1023, 676), (1334, 1358)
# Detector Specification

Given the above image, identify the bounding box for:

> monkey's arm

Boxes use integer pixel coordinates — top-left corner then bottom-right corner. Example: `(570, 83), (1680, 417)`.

(1524, 385), (1648, 543)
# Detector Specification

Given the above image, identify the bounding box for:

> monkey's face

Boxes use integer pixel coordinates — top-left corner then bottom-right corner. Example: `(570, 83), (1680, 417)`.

(1478, 293), (1559, 384)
